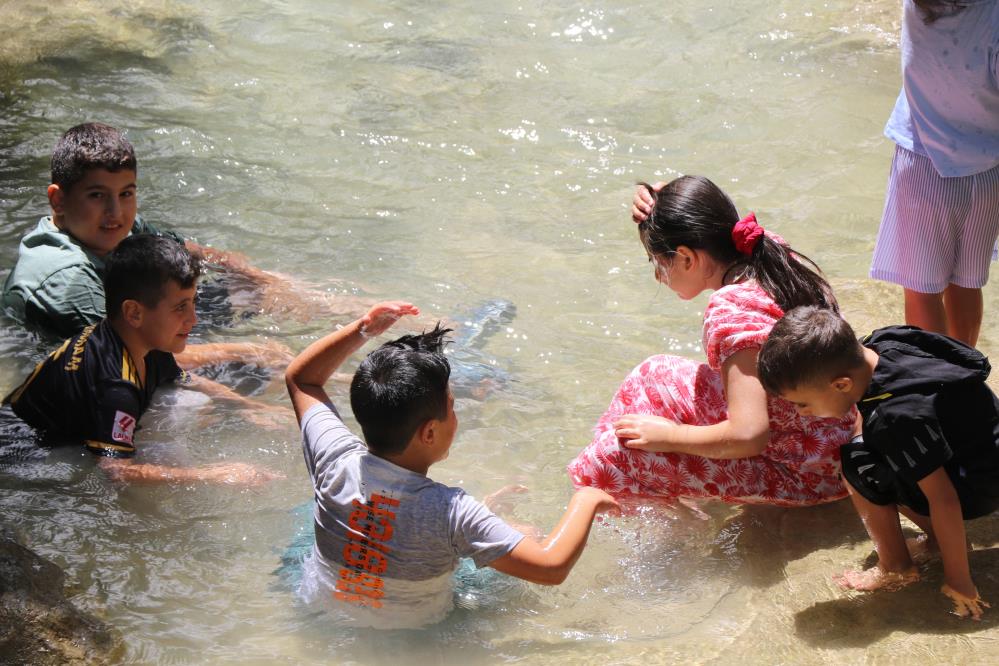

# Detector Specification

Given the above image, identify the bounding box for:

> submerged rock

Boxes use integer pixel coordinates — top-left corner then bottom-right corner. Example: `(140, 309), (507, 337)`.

(0, 525), (121, 665)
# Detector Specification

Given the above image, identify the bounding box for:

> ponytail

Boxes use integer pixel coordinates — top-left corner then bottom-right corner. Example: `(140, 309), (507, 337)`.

(638, 175), (837, 313)
(730, 235), (837, 312)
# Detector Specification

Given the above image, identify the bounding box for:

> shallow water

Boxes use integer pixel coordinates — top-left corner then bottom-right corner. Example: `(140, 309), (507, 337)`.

(2, 0), (999, 663)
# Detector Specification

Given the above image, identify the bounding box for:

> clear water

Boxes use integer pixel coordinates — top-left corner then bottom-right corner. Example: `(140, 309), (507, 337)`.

(2, 1), (998, 663)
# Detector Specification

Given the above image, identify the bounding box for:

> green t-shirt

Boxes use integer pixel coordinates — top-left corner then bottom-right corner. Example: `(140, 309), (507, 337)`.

(1, 215), (184, 338)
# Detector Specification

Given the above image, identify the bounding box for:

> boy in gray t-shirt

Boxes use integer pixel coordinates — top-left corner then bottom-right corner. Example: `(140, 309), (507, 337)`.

(286, 301), (618, 628)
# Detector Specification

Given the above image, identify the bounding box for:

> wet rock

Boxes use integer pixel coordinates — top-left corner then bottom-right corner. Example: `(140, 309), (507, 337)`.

(0, 524), (121, 665)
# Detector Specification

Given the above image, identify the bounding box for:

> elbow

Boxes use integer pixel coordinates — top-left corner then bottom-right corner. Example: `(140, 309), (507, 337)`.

(532, 565), (570, 586)
(729, 428), (770, 458)
(284, 367), (302, 393)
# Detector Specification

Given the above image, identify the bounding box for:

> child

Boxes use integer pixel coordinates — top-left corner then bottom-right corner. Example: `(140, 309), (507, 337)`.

(758, 306), (999, 620)
(569, 176), (856, 505)
(3, 234), (282, 485)
(285, 301), (618, 628)
(869, 0), (999, 346)
(1, 122), (293, 367)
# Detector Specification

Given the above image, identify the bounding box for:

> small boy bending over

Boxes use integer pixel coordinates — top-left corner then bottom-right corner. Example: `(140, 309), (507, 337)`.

(758, 306), (999, 620)
(3, 234), (280, 485)
(285, 302), (618, 628)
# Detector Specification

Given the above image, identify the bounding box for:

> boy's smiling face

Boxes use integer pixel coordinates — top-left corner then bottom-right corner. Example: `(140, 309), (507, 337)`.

(48, 168), (137, 257)
(133, 280), (198, 355)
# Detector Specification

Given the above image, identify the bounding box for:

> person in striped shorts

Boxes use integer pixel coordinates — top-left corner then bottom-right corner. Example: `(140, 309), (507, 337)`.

(869, 0), (999, 347)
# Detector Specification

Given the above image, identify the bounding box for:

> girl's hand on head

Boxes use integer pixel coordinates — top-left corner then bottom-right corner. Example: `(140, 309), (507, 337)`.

(631, 181), (667, 224)
(360, 301), (420, 338)
(613, 414), (677, 452)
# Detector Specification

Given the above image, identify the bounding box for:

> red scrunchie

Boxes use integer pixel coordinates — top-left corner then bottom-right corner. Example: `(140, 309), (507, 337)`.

(732, 212), (763, 256)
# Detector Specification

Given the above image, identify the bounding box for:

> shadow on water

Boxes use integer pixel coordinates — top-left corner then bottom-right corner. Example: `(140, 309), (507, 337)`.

(795, 511), (999, 647)
(795, 547), (999, 646)
(711, 499), (866, 589)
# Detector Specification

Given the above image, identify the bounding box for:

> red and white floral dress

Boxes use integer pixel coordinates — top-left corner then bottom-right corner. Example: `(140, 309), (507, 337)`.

(567, 281), (853, 507)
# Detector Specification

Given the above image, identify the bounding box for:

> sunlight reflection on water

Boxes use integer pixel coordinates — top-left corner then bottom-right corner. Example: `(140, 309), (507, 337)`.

(2, 0), (999, 663)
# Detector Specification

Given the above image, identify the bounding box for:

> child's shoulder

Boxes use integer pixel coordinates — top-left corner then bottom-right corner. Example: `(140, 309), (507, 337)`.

(416, 476), (485, 517)
(706, 280), (781, 321)
(7, 216), (101, 284)
(13, 216), (92, 264)
(3, 218), (104, 334)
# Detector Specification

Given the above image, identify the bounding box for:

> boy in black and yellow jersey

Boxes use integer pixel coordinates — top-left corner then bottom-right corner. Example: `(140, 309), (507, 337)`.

(4, 235), (281, 485)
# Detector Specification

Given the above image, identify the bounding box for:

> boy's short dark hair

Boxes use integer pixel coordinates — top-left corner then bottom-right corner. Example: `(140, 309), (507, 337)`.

(51, 122), (136, 192)
(758, 306), (866, 394)
(350, 325), (453, 456)
(104, 235), (201, 318)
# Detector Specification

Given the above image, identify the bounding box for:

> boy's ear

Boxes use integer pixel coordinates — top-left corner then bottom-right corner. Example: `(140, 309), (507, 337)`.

(120, 299), (145, 329)
(831, 376), (853, 393)
(416, 419), (436, 446)
(47, 184), (64, 215)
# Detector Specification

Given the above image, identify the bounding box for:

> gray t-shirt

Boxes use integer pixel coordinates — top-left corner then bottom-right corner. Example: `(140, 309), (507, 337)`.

(297, 402), (524, 627)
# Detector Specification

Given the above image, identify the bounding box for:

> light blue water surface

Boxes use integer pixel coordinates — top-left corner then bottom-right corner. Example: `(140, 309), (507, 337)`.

(2, 1), (998, 663)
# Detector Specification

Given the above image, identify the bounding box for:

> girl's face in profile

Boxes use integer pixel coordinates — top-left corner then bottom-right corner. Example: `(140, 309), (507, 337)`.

(651, 250), (703, 300)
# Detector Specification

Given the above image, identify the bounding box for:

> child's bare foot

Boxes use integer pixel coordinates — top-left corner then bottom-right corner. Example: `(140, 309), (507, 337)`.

(834, 565), (920, 591)
(942, 584), (991, 620)
(906, 534), (940, 565)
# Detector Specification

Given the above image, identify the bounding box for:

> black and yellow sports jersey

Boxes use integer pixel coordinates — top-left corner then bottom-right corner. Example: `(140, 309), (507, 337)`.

(3, 319), (185, 458)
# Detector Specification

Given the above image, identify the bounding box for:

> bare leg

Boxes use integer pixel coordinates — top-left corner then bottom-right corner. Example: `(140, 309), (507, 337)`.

(835, 480), (919, 591)
(898, 505), (934, 538)
(943, 284), (983, 346)
(898, 505), (940, 563)
(904, 288), (947, 335)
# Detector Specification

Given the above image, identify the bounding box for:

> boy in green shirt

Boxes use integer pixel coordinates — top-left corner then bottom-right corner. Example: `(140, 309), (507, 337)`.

(2, 122), (292, 370)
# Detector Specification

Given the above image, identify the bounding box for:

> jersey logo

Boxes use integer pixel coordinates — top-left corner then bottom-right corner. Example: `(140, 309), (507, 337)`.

(111, 411), (136, 444)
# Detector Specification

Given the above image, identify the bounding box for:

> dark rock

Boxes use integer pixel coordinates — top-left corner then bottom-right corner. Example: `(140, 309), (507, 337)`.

(0, 524), (121, 665)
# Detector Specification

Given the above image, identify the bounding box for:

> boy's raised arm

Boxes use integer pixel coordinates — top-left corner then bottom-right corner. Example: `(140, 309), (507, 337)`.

(488, 487), (619, 585)
(284, 301), (419, 422)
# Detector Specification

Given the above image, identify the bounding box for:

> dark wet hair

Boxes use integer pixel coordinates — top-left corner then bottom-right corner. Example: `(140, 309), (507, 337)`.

(638, 175), (836, 313)
(913, 0), (968, 24)
(104, 235), (201, 318)
(350, 324), (453, 456)
(758, 306), (865, 395)
(51, 122), (137, 192)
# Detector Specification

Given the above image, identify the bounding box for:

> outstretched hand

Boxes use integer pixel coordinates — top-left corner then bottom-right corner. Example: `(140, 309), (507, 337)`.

(359, 301), (421, 338)
(577, 486), (622, 515)
(613, 414), (677, 452)
(484, 484), (529, 514)
(631, 181), (666, 223)
(203, 462), (285, 486)
(244, 404), (293, 430)
(942, 584), (990, 620)
(243, 340), (295, 367)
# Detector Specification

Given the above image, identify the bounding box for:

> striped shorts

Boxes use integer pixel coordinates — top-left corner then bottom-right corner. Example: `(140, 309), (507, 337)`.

(870, 145), (999, 293)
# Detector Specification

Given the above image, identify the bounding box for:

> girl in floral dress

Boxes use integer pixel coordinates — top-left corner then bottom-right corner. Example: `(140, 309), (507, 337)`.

(567, 176), (856, 506)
